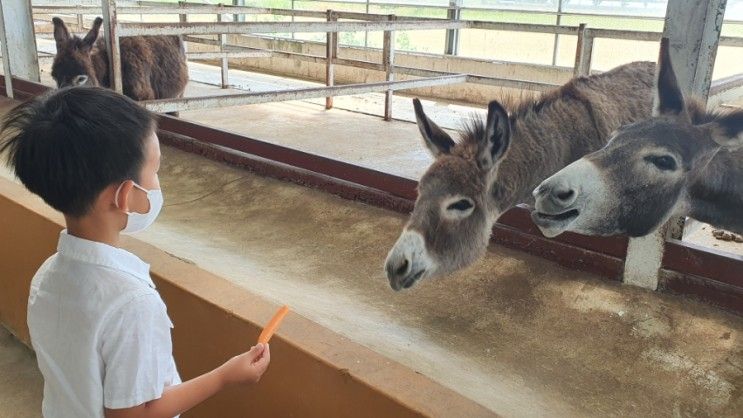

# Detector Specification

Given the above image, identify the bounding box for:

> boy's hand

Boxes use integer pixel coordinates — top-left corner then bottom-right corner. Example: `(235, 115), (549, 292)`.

(218, 343), (271, 386)
(106, 344), (270, 418)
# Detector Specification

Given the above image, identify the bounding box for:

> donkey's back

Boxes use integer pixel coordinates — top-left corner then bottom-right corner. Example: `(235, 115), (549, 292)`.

(572, 61), (656, 139)
(102, 35), (188, 100)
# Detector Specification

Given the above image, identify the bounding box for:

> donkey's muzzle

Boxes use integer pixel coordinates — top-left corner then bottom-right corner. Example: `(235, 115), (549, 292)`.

(386, 254), (415, 291)
(533, 181), (578, 213)
(531, 178), (581, 237)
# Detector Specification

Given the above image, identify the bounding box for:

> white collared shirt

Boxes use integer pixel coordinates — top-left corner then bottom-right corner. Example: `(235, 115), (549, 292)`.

(27, 231), (181, 417)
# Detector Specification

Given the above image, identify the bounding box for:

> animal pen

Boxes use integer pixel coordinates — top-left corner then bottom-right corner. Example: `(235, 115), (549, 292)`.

(2, 0), (743, 416)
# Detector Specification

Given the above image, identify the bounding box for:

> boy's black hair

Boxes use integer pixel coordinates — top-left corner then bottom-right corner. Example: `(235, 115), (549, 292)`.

(0, 87), (156, 217)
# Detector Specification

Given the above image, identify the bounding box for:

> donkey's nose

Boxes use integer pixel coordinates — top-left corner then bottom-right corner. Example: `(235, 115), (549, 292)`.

(550, 185), (577, 208)
(386, 255), (411, 282)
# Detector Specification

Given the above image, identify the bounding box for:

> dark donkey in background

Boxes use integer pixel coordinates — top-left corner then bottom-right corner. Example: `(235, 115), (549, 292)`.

(384, 60), (658, 291)
(51, 17), (188, 101)
(532, 38), (743, 239)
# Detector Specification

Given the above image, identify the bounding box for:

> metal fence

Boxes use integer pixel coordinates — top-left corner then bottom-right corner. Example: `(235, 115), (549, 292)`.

(26, 1), (743, 117)
(188, 0), (743, 64)
(3, 0), (742, 297)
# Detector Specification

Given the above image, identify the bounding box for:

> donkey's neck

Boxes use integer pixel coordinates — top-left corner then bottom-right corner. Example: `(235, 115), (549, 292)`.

(92, 41), (111, 88)
(686, 149), (743, 234)
(488, 115), (599, 213)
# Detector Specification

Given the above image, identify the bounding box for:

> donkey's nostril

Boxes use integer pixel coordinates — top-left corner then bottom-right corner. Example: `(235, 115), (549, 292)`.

(395, 258), (409, 277)
(556, 189), (574, 202)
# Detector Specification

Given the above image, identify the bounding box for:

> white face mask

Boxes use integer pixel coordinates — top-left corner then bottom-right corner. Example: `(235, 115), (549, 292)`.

(115, 181), (163, 234)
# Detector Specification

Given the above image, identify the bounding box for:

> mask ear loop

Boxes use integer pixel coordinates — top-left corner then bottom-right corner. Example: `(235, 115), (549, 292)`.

(115, 181), (148, 214)
(114, 181), (128, 214)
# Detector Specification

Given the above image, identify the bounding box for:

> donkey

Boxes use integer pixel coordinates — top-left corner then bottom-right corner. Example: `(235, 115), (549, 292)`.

(531, 38), (743, 239)
(51, 17), (188, 101)
(384, 60), (657, 290)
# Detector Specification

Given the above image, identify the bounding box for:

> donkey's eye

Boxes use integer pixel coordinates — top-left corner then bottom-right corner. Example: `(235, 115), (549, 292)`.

(447, 199), (474, 211)
(645, 155), (677, 171)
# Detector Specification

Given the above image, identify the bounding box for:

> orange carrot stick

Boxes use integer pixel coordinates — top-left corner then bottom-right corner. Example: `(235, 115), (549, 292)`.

(258, 305), (290, 344)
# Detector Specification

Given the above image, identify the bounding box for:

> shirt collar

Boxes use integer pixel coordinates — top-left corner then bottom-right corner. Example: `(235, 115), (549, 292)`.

(57, 230), (155, 288)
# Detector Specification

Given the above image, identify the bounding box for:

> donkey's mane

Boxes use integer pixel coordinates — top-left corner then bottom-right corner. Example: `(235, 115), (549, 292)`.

(687, 99), (743, 128)
(458, 86), (569, 145)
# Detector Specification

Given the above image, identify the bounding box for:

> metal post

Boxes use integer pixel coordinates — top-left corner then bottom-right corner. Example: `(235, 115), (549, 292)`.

(573, 23), (593, 76)
(551, 0), (563, 66)
(218, 12), (229, 88)
(663, 0), (726, 99)
(291, 0), (295, 40)
(0, 4), (13, 99)
(623, 0), (727, 290)
(364, 0), (370, 47)
(0, 0), (40, 84)
(102, 0), (123, 94)
(233, 0), (245, 23)
(179, 1), (188, 54)
(77, 13), (84, 31)
(325, 10), (337, 110)
(445, 0), (462, 55)
(383, 14), (396, 121)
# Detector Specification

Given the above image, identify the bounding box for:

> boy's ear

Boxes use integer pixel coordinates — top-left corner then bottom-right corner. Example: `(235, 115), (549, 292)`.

(113, 180), (134, 213)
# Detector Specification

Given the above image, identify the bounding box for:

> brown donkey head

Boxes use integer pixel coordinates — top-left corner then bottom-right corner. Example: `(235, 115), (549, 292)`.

(385, 99), (511, 290)
(51, 17), (103, 88)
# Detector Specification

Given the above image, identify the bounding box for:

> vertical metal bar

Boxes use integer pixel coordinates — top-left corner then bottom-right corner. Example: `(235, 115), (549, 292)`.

(0, 4), (13, 99)
(0, 0), (40, 83)
(291, 0), (295, 40)
(234, 0), (245, 23)
(77, 13), (84, 31)
(218, 12), (228, 88)
(662, 0), (726, 99)
(178, 1), (188, 54)
(102, 0), (123, 94)
(364, 0), (370, 47)
(383, 14), (396, 121)
(573, 23), (592, 76)
(551, 0), (563, 66)
(623, 0), (727, 290)
(179, 1), (188, 24)
(325, 10), (337, 110)
(445, 0), (462, 55)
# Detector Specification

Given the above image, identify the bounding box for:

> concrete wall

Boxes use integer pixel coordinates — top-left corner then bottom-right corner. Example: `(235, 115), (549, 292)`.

(0, 177), (494, 417)
(190, 34), (575, 106)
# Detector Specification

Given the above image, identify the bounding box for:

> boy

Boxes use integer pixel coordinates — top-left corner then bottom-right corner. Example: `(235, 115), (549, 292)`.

(0, 87), (270, 417)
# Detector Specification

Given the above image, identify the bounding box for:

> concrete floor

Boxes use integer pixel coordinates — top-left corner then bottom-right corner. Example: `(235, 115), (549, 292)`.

(2, 46), (743, 417)
(144, 146), (743, 417)
(0, 327), (42, 418)
(6, 142), (743, 416)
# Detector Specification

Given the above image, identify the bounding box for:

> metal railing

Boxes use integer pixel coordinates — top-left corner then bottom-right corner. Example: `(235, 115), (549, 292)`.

(31, 1), (743, 116)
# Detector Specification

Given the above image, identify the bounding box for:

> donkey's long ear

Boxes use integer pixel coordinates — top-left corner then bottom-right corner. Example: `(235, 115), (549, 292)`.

(52, 17), (70, 51)
(707, 111), (743, 150)
(81, 17), (104, 51)
(654, 37), (688, 120)
(413, 98), (455, 158)
(478, 100), (511, 171)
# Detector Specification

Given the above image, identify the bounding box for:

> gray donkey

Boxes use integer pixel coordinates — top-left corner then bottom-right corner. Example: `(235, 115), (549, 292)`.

(385, 60), (656, 291)
(531, 38), (743, 239)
